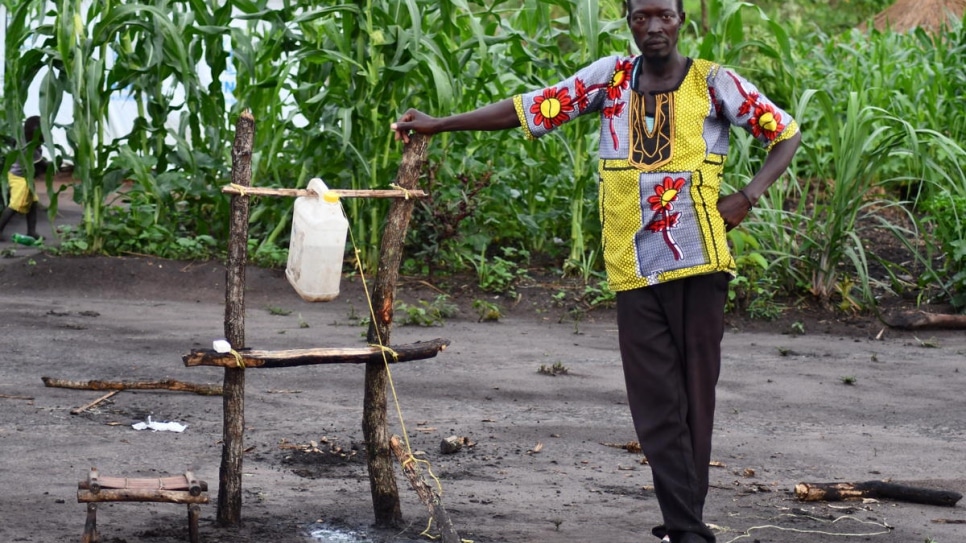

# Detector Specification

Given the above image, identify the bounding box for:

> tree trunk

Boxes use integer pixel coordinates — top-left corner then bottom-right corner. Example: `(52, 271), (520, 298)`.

(363, 133), (430, 527)
(218, 110), (254, 526)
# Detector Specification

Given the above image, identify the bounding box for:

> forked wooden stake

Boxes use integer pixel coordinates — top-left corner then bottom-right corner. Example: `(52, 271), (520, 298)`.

(389, 435), (461, 543)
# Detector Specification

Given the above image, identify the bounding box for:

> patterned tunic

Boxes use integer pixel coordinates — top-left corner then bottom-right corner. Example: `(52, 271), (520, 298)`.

(513, 56), (799, 291)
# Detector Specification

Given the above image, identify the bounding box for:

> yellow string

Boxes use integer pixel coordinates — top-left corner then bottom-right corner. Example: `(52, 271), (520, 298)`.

(228, 183), (249, 197)
(368, 344), (399, 361)
(346, 203), (471, 543)
(389, 183), (412, 200)
(229, 349), (245, 369)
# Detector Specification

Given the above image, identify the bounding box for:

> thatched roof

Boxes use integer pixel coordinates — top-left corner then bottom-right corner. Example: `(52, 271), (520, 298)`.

(865, 0), (966, 33)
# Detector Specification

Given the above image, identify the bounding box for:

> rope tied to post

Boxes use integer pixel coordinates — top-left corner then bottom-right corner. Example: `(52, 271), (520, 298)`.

(389, 183), (413, 200)
(368, 344), (400, 361)
(229, 349), (245, 369)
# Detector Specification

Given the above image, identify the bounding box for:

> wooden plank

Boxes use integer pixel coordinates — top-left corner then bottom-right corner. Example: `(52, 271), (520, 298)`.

(182, 339), (450, 368)
(79, 471), (208, 495)
(78, 489), (209, 504)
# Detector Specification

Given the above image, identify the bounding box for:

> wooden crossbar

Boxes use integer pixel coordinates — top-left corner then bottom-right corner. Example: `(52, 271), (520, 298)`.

(183, 338), (450, 368)
(220, 185), (428, 199)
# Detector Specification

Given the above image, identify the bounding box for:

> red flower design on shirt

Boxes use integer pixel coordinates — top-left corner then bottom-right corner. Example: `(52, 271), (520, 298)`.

(647, 176), (685, 212)
(737, 92), (760, 117)
(574, 78), (589, 111)
(607, 59), (634, 100)
(749, 103), (785, 140)
(646, 176), (686, 260)
(530, 87), (575, 130)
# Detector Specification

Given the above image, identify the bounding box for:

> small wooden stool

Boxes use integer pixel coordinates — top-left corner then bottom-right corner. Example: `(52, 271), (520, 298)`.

(77, 467), (209, 543)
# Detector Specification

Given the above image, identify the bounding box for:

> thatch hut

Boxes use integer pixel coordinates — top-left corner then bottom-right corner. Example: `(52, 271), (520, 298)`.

(864, 0), (966, 33)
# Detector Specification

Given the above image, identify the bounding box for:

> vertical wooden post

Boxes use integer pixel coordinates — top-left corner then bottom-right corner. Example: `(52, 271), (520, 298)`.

(218, 110), (254, 526)
(82, 503), (97, 543)
(363, 133), (430, 527)
(188, 504), (201, 543)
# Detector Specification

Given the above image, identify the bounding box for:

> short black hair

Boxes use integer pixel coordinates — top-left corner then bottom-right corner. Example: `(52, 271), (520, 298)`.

(24, 116), (42, 142)
(624, 0), (685, 17)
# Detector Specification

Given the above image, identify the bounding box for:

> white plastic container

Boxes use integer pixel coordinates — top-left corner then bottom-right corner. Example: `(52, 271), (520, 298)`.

(286, 178), (349, 302)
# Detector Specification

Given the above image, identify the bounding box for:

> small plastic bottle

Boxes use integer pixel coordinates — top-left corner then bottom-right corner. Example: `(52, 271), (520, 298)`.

(10, 233), (41, 247)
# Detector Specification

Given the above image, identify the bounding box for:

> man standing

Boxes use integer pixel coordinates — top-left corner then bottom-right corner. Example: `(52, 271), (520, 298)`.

(391, 1), (800, 541)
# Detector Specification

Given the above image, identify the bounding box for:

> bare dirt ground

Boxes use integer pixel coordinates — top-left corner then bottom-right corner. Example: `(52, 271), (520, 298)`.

(0, 188), (964, 543)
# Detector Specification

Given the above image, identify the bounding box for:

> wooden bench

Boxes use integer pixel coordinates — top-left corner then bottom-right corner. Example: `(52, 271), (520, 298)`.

(77, 467), (209, 543)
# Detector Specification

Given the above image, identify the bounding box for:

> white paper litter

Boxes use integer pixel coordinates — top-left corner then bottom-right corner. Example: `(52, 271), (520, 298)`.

(213, 339), (231, 353)
(132, 416), (188, 432)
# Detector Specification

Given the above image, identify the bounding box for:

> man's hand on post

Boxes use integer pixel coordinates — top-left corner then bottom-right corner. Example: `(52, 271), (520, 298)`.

(391, 109), (438, 144)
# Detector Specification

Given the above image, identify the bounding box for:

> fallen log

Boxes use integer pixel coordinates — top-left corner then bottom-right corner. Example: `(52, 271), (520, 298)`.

(42, 377), (223, 396)
(795, 481), (962, 507)
(886, 310), (966, 330)
(182, 338), (450, 368)
(389, 435), (461, 543)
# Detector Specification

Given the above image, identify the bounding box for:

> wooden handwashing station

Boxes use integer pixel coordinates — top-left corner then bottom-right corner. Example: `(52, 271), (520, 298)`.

(177, 111), (459, 541)
(68, 112), (459, 542)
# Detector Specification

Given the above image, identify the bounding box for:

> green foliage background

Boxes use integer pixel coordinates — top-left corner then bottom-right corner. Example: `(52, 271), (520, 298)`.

(2, 0), (965, 314)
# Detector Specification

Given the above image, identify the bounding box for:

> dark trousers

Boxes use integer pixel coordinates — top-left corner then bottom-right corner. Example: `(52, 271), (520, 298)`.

(617, 273), (729, 543)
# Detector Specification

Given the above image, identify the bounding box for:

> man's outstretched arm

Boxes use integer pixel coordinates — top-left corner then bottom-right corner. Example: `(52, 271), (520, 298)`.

(391, 98), (520, 143)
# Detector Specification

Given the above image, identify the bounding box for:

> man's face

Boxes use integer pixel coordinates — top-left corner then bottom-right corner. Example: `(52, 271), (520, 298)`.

(627, 0), (684, 60)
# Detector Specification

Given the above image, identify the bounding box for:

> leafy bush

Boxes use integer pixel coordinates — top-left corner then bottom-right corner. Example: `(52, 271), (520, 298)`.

(922, 192), (966, 311)
(395, 295), (459, 327)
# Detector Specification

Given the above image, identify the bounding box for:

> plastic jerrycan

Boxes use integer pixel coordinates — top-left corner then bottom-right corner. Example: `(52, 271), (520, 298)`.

(286, 178), (349, 301)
